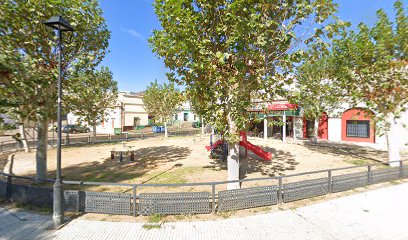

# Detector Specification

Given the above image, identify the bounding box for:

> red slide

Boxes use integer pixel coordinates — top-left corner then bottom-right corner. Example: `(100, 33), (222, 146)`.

(240, 141), (272, 161)
(205, 140), (224, 151)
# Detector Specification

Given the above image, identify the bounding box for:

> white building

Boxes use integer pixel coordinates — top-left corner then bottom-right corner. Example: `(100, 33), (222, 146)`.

(173, 101), (199, 123)
(67, 91), (149, 134)
(249, 100), (408, 150)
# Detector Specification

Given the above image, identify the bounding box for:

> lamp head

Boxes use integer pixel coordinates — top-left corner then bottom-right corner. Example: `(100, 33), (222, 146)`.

(44, 16), (74, 32)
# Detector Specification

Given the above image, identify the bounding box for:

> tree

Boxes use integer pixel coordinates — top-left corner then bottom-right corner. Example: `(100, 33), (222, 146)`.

(149, 0), (339, 188)
(292, 55), (342, 141)
(143, 81), (184, 138)
(67, 67), (118, 142)
(329, 0), (408, 165)
(0, 0), (110, 179)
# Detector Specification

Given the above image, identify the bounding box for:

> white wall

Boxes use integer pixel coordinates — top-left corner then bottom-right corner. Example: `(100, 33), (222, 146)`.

(67, 108), (121, 134)
(328, 117), (342, 142)
(173, 111), (197, 122)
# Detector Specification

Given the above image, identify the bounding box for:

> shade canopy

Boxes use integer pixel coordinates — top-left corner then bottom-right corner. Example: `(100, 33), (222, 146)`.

(44, 16), (74, 32)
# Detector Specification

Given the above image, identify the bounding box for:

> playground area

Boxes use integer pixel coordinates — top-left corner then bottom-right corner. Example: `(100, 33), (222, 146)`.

(4, 134), (408, 194)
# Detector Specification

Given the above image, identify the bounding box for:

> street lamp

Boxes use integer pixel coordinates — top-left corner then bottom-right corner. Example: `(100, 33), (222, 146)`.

(44, 15), (74, 229)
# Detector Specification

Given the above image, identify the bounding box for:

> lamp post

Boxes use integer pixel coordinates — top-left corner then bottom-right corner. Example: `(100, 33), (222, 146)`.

(44, 16), (74, 229)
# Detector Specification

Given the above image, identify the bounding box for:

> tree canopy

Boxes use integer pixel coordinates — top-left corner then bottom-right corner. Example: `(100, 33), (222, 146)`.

(143, 80), (184, 137)
(292, 55), (342, 120)
(150, 0), (340, 142)
(149, 0), (340, 188)
(67, 66), (118, 141)
(0, 0), (110, 179)
(330, 0), (408, 121)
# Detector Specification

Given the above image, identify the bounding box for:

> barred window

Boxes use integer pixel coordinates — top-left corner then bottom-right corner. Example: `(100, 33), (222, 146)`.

(346, 120), (370, 138)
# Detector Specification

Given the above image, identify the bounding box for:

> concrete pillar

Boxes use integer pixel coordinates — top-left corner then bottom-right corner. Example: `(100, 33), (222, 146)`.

(264, 118), (268, 140)
(282, 112), (286, 143)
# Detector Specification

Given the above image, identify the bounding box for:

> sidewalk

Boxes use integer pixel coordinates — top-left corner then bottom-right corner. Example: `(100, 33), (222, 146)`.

(0, 206), (53, 240)
(2, 182), (408, 240)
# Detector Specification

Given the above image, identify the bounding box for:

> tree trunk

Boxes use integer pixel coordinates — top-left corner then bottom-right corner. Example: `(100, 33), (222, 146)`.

(227, 142), (240, 189)
(386, 113), (401, 167)
(35, 115), (48, 180)
(164, 121), (168, 138)
(227, 113), (240, 189)
(312, 118), (318, 143)
(93, 124), (97, 143)
(239, 145), (247, 187)
(19, 123), (30, 153)
(201, 117), (204, 135)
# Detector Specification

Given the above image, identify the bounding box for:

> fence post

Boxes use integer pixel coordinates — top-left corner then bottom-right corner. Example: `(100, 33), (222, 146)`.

(278, 177), (283, 204)
(367, 165), (372, 184)
(328, 170), (332, 194)
(212, 184), (216, 214)
(88, 135), (91, 143)
(399, 161), (403, 179)
(6, 175), (12, 202)
(109, 134), (111, 141)
(126, 133), (129, 141)
(133, 186), (137, 217)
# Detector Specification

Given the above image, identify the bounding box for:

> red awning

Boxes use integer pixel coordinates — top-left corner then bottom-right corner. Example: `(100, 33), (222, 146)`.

(267, 103), (298, 111)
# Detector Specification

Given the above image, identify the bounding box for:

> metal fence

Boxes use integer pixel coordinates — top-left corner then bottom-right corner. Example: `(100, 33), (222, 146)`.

(0, 129), (200, 153)
(1, 160), (407, 216)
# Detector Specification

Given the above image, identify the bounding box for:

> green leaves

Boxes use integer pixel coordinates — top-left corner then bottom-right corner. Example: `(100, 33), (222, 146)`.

(143, 80), (184, 124)
(149, 0), (338, 141)
(66, 66), (118, 127)
(0, 0), (110, 122)
(328, 0), (408, 128)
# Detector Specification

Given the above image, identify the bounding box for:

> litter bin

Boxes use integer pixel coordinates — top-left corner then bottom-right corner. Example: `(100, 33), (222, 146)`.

(114, 128), (122, 135)
(160, 126), (165, 132)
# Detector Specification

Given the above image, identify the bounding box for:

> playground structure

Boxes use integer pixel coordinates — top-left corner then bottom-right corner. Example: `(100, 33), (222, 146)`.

(205, 132), (272, 161)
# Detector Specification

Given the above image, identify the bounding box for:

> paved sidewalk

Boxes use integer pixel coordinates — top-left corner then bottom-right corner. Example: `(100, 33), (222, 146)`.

(2, 183), (408, 240)
(0, 206), (53, 240)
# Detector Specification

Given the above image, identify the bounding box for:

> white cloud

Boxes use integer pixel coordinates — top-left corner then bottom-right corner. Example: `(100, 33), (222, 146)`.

(120, 25), (145, 40)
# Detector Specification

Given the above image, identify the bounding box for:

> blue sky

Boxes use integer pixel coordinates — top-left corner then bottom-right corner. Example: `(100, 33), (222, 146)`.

(99, 0), (398, 92)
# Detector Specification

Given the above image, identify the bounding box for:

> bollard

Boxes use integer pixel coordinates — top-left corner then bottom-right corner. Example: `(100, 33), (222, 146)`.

(327, 170), (332, 194)
(133, 186), (137, 217)
(367, 165), (372, 184)
(278, 177), (283, 204)
(6, 175), (12, 202)
(212, 184), (216, 214)
(119, 152), (123, 162)
(399, 161), (403, 179)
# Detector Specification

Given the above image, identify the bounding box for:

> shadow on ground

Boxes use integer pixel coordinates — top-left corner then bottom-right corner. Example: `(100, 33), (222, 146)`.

(18, 146), (191, 184)
(302, 141), (393, 163)
(203, 146), (298, 177)
(0, 154), (9, 172)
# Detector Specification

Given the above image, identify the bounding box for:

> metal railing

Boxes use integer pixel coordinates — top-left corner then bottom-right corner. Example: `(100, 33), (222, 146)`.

(1, 160), (407, 216)
(0, 129), (201, 153)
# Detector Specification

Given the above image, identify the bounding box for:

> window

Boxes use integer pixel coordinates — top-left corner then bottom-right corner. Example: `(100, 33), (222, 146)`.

(346, 120), (370, 138)
(184, 113), (188, 121)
